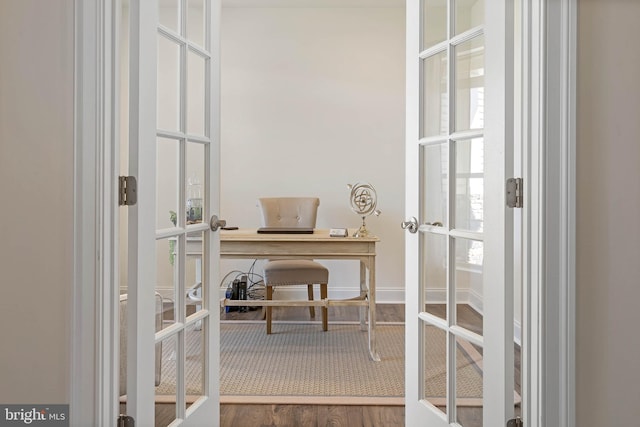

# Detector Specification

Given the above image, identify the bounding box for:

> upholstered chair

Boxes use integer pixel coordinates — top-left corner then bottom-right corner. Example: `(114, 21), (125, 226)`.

(258, 197), (329, 334)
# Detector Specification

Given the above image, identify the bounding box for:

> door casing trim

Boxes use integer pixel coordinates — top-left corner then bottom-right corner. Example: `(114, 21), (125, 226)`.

(71, 0), (119, 425)
(522, 0), (576, 425)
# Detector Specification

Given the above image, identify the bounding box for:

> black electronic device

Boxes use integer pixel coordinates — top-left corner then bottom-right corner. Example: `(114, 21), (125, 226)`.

(225, 287), (233, 313)
(226, 275), (253, 313)
(237, 275), (248, 312)
(226, 278), (241, 312)
(231, 279), (240, 300)
(257, 227), (314, 234)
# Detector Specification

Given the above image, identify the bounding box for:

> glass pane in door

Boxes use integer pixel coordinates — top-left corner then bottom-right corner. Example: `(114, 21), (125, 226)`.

(157, 137), (180, 229)
(157, 36), (181, 132)
(422, 0), (447, 49)
(454, 36), (485, 132)
(422, 143), (448, 228)
(155, 333), (178, 424)
(186, 142), (206, 224)
(454, 334), (484, 426)
(422, 324), (448, 415)
(187, 51), (206, 136)
(421, 51), (448, 138)
(454, 0), (484, 36)
(157, 238), (177, 331)
(455, 138), (484, 232)
(185, 230), (205, 317)
(422, 233), (447, 319)
(187, 0), (206, 47)
(454, 238), (483, 336)
(159, 0), (180, 33)
(185, 322), (206, 411)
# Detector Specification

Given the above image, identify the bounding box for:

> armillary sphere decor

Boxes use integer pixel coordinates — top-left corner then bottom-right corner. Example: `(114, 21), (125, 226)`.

(347, 182), (381, 238)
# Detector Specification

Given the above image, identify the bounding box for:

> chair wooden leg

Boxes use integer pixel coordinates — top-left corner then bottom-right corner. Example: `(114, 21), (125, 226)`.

(320, 283), (328, 331)
(266, 285), (273, 334)
(307, 284), (315, 318)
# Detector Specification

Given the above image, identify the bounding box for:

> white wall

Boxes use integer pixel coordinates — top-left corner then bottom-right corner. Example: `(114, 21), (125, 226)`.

(576, 0), (640, 425)
(0, 0), (73, 403)
(219, 5), (406, 301)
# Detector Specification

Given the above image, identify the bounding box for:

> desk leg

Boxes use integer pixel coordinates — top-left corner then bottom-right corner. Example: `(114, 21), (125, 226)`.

(367, 256), (380, 362)
(359, 261), (367, 331)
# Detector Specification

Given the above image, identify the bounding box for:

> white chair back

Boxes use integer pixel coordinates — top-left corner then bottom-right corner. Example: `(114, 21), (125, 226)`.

(258, 197), (320, 228)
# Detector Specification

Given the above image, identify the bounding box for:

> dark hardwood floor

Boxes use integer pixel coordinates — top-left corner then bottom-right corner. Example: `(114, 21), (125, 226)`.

(221, 404), (404, 427)
(147, 303), (521, 427)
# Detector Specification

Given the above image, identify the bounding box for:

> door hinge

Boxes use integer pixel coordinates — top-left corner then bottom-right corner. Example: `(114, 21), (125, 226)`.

(119, 176), (137, 206)
(117, 414), (134, 427)
(507, 416), (523, 427)
(506, 177), (523, 208)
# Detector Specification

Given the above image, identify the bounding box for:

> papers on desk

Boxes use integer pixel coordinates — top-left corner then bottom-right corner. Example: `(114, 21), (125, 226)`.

(329, 228), (348, 237)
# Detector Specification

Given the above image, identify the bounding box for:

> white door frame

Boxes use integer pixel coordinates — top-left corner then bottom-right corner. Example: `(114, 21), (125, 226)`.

(71, 0), (120, 425)
(70, 0), (576, 425)
(523, 0), (576, 425)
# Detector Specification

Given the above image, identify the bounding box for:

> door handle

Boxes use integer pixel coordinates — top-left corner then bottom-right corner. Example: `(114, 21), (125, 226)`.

(401, 217), (419, 234)
(209, 215), (227, 232)
(401, 218), (443, 233)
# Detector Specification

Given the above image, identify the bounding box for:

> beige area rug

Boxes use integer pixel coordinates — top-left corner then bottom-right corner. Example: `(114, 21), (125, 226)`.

(145, 321), (512, 407)
(220, 322), (405, 405)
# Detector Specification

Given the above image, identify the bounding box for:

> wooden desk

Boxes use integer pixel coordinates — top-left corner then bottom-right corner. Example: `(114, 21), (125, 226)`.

(219, 228), (380, 361)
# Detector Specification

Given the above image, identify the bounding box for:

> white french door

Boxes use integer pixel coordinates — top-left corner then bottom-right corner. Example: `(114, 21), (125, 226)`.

(126, 0), (221, 425)
(404, 0), (516, 426)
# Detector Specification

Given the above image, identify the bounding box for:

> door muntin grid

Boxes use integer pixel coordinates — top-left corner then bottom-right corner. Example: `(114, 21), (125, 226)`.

(154, 0), (214, 419)
(418, 0), (486, 422)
